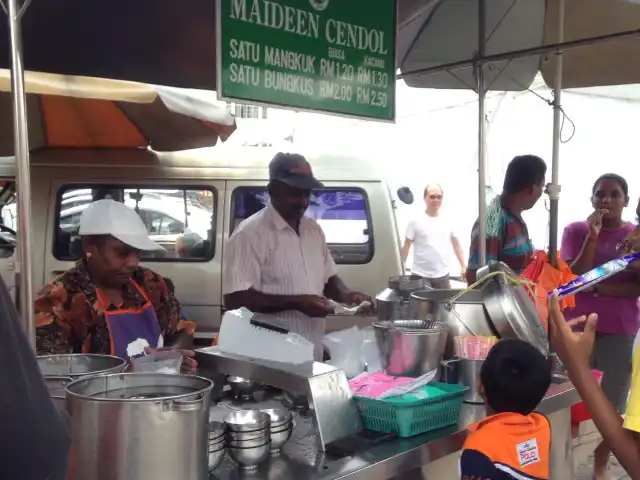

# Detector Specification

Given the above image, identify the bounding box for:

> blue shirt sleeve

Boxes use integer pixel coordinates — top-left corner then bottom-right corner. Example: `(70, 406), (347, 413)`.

(459, 449), (498, 479)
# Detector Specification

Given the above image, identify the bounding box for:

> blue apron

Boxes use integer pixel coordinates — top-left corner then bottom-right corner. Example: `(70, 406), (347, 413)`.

(98, 279), (163, 359)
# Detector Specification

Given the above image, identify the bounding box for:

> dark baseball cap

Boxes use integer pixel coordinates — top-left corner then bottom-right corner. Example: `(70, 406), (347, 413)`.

(269, 153), (324, 190)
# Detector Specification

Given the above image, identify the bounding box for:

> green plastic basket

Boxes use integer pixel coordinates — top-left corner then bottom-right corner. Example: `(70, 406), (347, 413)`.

(353, 382), (469, 438)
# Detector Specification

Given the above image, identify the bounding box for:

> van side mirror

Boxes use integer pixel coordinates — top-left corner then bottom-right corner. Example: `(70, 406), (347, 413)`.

(397, 187), (414, 205)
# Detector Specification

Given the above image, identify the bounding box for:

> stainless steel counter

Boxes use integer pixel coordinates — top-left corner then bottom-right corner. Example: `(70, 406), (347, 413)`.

(209, 381), (579, 480)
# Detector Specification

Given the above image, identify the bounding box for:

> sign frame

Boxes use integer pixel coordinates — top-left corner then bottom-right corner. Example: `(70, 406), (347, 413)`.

(215, 0), (397, 123)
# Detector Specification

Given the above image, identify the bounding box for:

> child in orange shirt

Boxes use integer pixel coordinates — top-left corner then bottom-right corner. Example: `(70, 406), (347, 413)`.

(459, 339), (552, 480)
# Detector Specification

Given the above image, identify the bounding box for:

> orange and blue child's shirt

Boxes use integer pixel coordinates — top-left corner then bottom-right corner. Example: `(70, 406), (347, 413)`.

(459, 412), (550, 480)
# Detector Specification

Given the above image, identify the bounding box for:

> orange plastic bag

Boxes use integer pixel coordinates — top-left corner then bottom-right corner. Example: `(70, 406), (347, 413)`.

(520, 251), (577, 332)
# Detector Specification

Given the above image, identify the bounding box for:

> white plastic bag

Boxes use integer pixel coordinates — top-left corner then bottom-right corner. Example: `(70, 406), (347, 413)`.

(360, 327), (383, 374)
(217, 308), (314, 364)
(323, 326), (362, 378)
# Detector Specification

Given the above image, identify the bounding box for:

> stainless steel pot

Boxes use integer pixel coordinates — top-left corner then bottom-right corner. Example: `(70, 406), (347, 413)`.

(372, 319), (448, 377)
(376, 275), (427, 321)
(410, 289), (495, 357)
(37, 354), (127, 411)
(66, 373), (213, 480)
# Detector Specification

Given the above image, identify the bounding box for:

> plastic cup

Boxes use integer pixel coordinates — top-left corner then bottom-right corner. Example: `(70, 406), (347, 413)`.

(131, 350), (183, 374)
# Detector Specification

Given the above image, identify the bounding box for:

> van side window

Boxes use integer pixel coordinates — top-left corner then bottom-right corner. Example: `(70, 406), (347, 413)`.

(54, 186), (216, 262)
(231, 187), (373, 264)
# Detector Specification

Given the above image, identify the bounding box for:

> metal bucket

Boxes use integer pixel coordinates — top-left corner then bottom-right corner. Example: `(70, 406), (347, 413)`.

(410, 289), (495, 357)
(37, 354), (127, 411)
(66, 373), (213, 480)
(372, 319), (448, 377)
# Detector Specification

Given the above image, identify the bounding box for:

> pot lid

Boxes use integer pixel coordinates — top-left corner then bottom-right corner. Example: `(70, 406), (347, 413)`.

(479, 261), (549, 355)
(66, 372), (212, 401)
(37, 353), (126, 378)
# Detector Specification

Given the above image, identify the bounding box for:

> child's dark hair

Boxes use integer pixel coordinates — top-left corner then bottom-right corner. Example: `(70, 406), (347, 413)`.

(480, 339), (551, 415)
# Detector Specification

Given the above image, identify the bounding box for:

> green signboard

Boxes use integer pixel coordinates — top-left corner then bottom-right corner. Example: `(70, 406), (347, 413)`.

(216, 0), (397, 121)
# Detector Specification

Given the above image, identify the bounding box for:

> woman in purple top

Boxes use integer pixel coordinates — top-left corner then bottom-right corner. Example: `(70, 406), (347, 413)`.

(560, 173), (640, 479)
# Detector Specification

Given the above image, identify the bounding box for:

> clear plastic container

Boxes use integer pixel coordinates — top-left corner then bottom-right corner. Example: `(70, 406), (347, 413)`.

(131, 350), (183, 374)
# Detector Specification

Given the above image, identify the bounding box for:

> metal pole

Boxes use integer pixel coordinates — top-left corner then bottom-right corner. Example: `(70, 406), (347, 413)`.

(397, 27), (640, 81)
(7, 0), (35, 346)
(477, 0), (487, 266)
(548, 0), (565, 269)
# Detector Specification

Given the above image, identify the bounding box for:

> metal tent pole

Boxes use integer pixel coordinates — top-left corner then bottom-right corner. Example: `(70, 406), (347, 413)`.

(6, 0), (35, 346)
(548, 0), (565, 268)
(477, 0), (487, 266)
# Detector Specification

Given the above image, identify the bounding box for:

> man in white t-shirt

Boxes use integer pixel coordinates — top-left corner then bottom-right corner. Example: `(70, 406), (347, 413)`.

(402, 184), (467, 289)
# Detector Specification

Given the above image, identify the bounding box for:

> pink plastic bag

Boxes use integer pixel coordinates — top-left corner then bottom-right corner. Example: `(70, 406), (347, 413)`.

(348, 371), (415, 398)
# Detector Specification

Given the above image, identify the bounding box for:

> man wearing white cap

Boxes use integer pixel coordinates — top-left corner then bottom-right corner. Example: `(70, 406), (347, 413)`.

(35, 199), (197, 371)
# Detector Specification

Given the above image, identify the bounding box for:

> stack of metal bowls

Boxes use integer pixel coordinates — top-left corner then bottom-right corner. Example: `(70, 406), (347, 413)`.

(261, 408), (294, 455)
(224, 410), (271, 470)
(208, 421), (226, 472)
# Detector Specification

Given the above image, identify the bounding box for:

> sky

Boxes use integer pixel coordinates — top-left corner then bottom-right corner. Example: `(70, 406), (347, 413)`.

(227, 79), (640, 273)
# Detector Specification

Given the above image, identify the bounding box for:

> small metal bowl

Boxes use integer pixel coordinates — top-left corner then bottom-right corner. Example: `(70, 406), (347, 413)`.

(209, 421), (226, 441)
(226, 428), (270, 441)
(270, 420), (293, 432)
(226, 442), (271, 470)
(227, 376), (259, 398)
(208, 445), (225, 472)
(210, 436), (225, 450)
(224, 410), (271, 432)
(226, 433), (271, 449)
(269, 424), (293, 455)
(261, 408), (292, 428)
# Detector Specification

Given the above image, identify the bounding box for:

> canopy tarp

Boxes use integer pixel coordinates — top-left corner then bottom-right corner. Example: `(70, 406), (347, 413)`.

(398, 0), (640, 90)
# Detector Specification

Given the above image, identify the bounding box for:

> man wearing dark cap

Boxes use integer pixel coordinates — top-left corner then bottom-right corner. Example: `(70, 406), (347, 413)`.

(223, 153), (371, 360)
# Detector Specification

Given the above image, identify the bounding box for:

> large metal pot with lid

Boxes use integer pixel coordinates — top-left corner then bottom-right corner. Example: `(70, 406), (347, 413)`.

(37, 354), (127, 412)
(66, 373), (213, 480)
(376, 275), (427, 321)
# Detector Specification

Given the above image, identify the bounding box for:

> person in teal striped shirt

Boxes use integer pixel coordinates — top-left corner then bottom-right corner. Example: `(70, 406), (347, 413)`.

(466, 155), (547, 283)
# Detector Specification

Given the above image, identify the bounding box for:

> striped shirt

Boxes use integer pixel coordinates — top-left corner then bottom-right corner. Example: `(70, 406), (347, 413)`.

(468, 204), (534, 275)
(222, 202), (337, 360)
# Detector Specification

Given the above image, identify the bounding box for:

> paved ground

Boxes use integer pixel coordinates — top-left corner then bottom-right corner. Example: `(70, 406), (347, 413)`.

(573, 421), (629, 480)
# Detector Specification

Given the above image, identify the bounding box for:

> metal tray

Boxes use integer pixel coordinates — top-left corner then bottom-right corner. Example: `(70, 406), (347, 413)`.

(478, 261), (549, 355)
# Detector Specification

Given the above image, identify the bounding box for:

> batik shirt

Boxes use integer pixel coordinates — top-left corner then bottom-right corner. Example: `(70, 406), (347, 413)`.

(35, 259), (195, 354)
(468, 205), (534, 276)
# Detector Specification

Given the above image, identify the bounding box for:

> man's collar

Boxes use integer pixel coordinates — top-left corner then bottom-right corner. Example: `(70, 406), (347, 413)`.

(265, 202), (291, 230)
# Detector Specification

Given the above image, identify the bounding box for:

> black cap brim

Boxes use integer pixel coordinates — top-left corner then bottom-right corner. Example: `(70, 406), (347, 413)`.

(275, 175), (324, 190)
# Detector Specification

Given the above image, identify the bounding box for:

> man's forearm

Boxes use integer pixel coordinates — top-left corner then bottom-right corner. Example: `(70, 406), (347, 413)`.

(224, 289), (302, 314)
(324, 275), (349, 303)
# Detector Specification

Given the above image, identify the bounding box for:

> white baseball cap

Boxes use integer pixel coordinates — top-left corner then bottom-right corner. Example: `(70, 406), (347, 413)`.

(79, 199), (164, 251)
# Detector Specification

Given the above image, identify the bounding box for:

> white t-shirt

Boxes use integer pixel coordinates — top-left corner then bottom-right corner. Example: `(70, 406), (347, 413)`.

(406, 213), (455, 278)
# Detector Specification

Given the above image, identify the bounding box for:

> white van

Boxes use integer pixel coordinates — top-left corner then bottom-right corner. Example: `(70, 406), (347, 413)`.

(0, 147), (406, 339)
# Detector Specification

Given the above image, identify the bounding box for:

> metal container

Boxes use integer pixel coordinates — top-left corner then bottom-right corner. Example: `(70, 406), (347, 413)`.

(376, 275), (427, 321)
(227, 376), (260, 400)
(226, 442), (271, 470)
(410, 289), (495, 357)
(372, 319), (448, 377)
(458, 359), (484, 404)
(478, 261), (550, 355)
(269, 424), (293, 455)
(37, 354), (127, 412)
(66, 373), (213, 480)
